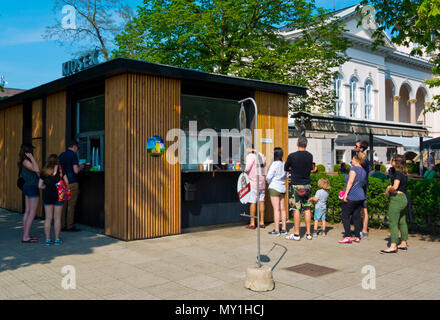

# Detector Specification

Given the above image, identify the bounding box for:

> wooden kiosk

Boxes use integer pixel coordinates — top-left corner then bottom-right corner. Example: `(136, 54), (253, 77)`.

(0, 58), (306, 240)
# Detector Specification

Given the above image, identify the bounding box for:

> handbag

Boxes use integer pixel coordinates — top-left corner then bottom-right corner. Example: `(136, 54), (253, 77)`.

(17, 164), (25, 191)
(56, 165), (72, 201)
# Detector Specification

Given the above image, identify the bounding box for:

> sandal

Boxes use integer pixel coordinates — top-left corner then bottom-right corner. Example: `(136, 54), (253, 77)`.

(338, 237), (352, 244)
(397, 246), (408, 250)
(259, 224), (266, 229)
(245, 224), (256, 229)
(22, 238), (38, 243)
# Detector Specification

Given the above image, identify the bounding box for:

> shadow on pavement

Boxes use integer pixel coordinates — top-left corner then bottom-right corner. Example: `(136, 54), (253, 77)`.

(0, 209), (118, 273)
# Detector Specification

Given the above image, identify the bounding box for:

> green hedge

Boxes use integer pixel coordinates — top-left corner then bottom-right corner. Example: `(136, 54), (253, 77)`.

(407, 162), (420, 174)
(316, 164), (326, 173)
(309, 173), (440, 232)
(333, 163), (351, 172)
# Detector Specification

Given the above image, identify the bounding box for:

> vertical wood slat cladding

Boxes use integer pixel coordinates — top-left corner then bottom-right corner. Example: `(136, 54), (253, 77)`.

(105, 74), (128, 240)
(127, 73), (181, 240)
(3, 105), (23, 212)
(0, 111), (5, 208)
(32, 99), (44, 217)
(46, 92), (66, 156)
(32, 99), (43, 139)
(255, 91), (289, 223)
(105, 73), (181, 241)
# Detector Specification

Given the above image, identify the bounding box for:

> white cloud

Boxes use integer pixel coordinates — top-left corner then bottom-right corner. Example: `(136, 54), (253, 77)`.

(0, 27), (46, 47)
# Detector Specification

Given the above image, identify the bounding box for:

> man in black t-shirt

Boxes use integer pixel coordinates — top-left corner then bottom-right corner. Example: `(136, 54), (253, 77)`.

(284, 136), (314, 241)
(354, 140), (370, 238)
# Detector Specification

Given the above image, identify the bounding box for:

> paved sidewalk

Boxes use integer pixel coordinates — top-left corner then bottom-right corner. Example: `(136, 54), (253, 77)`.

(1, 209), (440, 300)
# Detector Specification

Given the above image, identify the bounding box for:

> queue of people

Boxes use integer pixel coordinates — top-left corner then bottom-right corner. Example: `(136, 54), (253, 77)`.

(244, 137), (412, 254)
(17, 140), (83, 245)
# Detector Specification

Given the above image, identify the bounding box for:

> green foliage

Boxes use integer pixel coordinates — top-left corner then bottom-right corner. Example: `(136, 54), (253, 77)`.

(380, 164), (386, 173)
(333, 163), (351, 172)
(407, 179), (440, 233)
(113, 0), (350, 113)
(309, 173), (440, 232)
(316, 164), (326, 173)
(358, 1), (440, 112)
(407, 162), (419, 174)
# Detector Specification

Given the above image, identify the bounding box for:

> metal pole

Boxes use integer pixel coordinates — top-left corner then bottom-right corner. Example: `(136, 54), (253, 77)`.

(239, 97), (261, 268)
(420, 136), (424, 176)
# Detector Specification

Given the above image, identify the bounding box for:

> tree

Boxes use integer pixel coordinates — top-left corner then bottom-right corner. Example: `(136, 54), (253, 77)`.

(44, 0), (133, 60)
(358, 1), (440, 113)
(113, 0), (350, 113)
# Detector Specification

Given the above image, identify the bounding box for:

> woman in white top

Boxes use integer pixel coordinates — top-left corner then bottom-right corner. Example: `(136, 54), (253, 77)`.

(266, 147), (288, 236)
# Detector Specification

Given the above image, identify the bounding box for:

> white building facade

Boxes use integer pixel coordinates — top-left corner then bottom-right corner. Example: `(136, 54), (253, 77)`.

(281, 5), (440, 168)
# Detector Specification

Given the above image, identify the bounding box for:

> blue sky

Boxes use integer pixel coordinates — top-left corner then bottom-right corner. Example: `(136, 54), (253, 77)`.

(0, 0), (360, 90)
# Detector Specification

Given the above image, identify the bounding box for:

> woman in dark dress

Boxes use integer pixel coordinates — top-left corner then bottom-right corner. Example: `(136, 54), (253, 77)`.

(38, 154), (69, 245)
(19, 143), (40, 243)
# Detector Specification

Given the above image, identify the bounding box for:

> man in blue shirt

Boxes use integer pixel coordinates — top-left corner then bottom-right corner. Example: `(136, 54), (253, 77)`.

(355, 140), (370, 238)
(59, 140), (84, 231)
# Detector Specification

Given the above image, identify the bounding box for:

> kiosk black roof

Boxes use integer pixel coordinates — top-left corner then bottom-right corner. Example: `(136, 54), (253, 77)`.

(0, 58), (307, 110)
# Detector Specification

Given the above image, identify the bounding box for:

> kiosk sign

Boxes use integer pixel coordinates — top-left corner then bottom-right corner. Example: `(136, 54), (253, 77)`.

(237, 172), (251, 204)
(62, 50), (100, 76)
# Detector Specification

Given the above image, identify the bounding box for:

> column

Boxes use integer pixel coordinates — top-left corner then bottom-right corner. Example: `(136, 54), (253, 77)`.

(423, 102), (431, 125)
(377, 70), (386, 121)
(409, 99), (417, 124)
(393, 96), (400, 122)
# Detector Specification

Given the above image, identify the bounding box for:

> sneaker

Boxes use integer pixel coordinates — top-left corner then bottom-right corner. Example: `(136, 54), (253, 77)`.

(54, 238), (63, 245)
(45, 239), (52, 246)
(351, 237), (361, 243)
(360, 232), (369, 239)
(321, 231), (327, 236)
(312, 231), (319, 237)
(280, 229), (288, 235)
(286, 233), (300, 241)
(268, 230), (280, 236)
(306, 234), (312, 240)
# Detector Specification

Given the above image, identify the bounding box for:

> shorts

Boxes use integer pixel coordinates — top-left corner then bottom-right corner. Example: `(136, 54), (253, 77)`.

(268, 188), (285, 197)
(22, 185), (40, 198)
(362, 200), (368, 209)
(314, 208), (326, 221)
(43, 201), (64, 207)
(249, 188), (265, 203)
(289, 184), (312, 212)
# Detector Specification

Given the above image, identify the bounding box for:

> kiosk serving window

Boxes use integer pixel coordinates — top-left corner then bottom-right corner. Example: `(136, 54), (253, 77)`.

(180, 95), (249, 171)
(76, 95), (105, 171)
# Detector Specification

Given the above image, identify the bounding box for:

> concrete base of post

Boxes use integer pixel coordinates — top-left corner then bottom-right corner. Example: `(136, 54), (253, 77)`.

(244, 265), (275, 292)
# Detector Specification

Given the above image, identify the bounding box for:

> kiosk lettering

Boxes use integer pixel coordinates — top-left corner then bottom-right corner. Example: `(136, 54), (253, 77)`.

(62, 50), (100, 77)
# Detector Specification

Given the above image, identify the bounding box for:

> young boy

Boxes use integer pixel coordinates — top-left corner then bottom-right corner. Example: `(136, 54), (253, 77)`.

(312, 178), (330, 236)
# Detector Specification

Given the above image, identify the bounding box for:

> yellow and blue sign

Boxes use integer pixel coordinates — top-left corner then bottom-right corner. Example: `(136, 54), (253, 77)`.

(147, 136), (165, 157)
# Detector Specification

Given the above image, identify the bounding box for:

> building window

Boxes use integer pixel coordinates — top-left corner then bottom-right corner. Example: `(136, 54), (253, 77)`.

(336, 150), (345, 164)
(350, 78), (358, 118)
(76, 95), (105, 171)
(334, 75), (343, 116)
(365, 81), (373, 119)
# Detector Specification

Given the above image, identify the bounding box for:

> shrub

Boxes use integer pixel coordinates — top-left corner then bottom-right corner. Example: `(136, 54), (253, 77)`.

(380, 164), (386, 173)
(407, 162), (420, 174)
(334, 163), (351, 173)
(316, 164), (326, 173)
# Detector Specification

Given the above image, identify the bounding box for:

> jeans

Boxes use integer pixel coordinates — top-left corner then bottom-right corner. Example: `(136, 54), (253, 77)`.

(341, 200), (363, 238)
(388, 193), (408, 244)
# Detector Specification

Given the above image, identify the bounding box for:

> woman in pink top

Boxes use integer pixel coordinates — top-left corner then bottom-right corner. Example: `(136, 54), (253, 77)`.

(244, 148), (266, 229)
